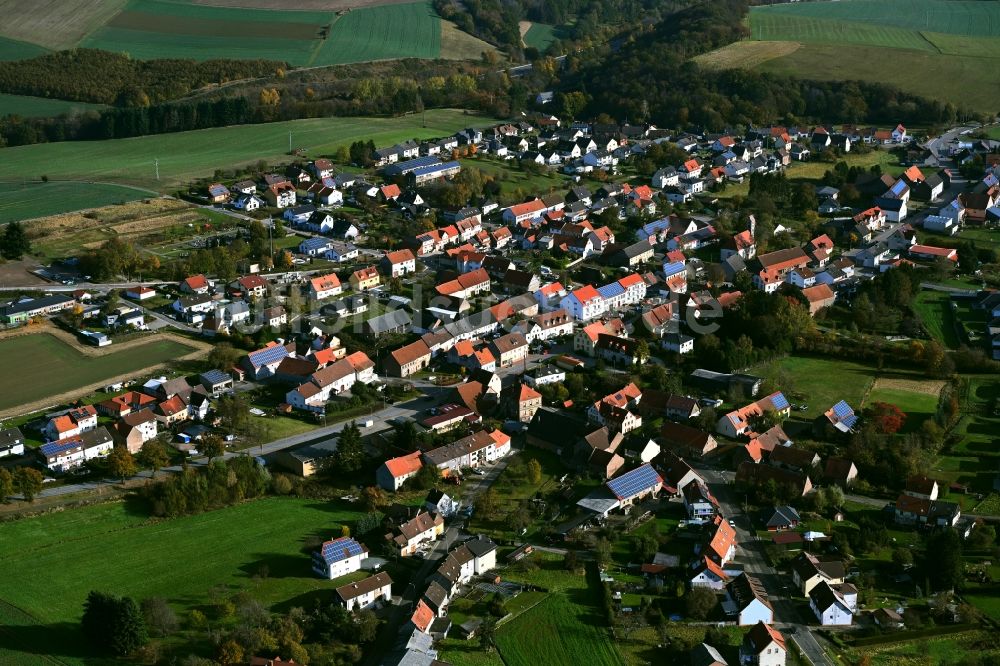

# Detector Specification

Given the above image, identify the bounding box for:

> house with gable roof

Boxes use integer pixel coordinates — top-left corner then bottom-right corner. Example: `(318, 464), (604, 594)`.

(336, 571), (392, 612)
(377, 452), (423, 491)
(717, 392), (791, 438)
(809, 580), (857, 626)
(741, 621), (786, 666)
(726, 573), (773, 626)
(606, 463), (663, 508)
(313, 536), (367, 579)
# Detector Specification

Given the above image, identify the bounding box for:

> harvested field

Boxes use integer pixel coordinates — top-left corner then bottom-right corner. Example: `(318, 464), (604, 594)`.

(107, 8), (324, 40)
(871, 377), (946, 397)
(0, 0), (128, 51)
(442, 20), (498, 61)
(693, 40), (801, 70)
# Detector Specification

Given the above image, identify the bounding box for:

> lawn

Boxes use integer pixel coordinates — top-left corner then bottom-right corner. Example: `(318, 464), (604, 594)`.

(753, 355), (878, 419)
(0, 497), (364, 665)
(464, 158), (569, 203)
(0, 181), (156, 224)
(523, 22), (559, 51)
(494, 556), (625, 666)
(313, 1), (441, 65)
(0, 110), (500, 189)
(866, 386), (940, 427)
(0, 333), (197, 412)
(914, 290), (961, 348)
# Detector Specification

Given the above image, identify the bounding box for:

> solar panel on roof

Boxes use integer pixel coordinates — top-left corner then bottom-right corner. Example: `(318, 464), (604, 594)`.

(606, 464), (662, 500)
(770, 393), (789, 411)
(597, 283), (625, 299)
(249, 345), (288, 367)
(663, 261), (686, 277)
(832, 401), (853, 419)
(841, 414), (859, 429)
(321, 537), (365, 563)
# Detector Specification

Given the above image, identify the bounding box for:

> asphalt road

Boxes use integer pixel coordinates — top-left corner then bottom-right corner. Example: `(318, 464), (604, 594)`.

(364, 455), (510, 665)
(26, 395), (430, 501)
(697, 466), (834, 666)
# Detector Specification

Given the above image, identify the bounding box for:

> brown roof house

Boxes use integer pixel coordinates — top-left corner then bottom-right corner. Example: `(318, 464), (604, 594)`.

(384, 340), (431, 378)
(387, 511), (445, 557)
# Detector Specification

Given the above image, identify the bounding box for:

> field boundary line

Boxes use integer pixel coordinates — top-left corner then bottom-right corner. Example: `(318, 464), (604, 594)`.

(0, 597), (69, 666)
(918, 30), (944, 54)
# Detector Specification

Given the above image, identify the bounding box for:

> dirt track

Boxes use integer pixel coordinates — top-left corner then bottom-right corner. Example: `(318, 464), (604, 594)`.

(0, 326), (211, 419)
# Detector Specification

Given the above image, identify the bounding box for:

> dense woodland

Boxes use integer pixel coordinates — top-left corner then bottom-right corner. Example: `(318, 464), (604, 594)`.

(0, 49), (283, 105)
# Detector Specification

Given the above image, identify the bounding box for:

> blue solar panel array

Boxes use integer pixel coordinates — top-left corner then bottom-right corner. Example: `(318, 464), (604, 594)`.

(248, 344), (289, 368)
(597, 283), (625, 299)
(769, 392), (790, 411)
(607, 464), (663, 500)
(321, 537), (366, 564)
(663, 261), (686, 277)
(832, 400), (853, 419)
(300, 237), (331, 251)
(40, 439), (80, 457)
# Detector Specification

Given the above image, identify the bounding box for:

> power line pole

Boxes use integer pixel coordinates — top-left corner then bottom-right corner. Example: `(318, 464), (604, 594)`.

(154, 159), (159, 181)
(288, 131), (292, 153)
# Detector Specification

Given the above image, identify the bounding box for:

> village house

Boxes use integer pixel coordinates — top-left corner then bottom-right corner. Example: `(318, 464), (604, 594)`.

(376, 452), (423, 491)
(0, 427), (25, 458)
(114, 410), (158, 453)
(809, 581), (857, 626)
(384, 340), (431, 378)
(381, 249), (417, 277)
(313, 536), (368, 579)
(726, 574), (774, 626)
(606, 463), (663, 509)
(350, 266), (382, 291)
(45, 405), (98, 441)
(309, 273), (344, 301)
(336, 571), (393, 612)
(388, 511), (445, 557)
(717, 392), (791, 438)
(740, 622), (786, 666)
(38, 426), (115, 472)
(792, 552), (846, 596)
(422, 430), (511, 476)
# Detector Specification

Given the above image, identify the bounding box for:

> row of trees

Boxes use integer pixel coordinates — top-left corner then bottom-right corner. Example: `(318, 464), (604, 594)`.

(138, 456), (270, 517)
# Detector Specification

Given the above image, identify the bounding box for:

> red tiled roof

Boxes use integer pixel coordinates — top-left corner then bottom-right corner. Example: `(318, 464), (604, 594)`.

(384, 451), (422, 478)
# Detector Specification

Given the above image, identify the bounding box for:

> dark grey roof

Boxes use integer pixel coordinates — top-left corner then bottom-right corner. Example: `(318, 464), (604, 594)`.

(365, 309), (412, 334)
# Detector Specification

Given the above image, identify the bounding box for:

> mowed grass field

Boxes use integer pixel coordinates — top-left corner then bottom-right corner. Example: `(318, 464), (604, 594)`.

(0, 333), (196, 411)
(0, 497), (363, 664)
(694, 0), (1000, 112)
(0, 109), (499, 189)
(0, 181), (156, 224)
(0, 93), (105, 118)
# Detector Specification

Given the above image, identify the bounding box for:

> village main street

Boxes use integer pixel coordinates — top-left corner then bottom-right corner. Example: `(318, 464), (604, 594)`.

(697, 466), (835, 666)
